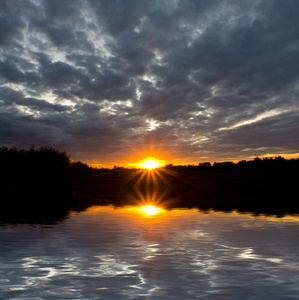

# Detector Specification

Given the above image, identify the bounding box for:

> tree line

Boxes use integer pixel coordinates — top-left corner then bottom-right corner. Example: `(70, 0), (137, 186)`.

(165, 156), (299, 172)
(0, 146), (94, 189)
(1, 146), (298, 190)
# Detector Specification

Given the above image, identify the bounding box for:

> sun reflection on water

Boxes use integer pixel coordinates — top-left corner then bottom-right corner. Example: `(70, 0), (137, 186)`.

(139, 205), (163, 216)
(125, 204), (166, 218)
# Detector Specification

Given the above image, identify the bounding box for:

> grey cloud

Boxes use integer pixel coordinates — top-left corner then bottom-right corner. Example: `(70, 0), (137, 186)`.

(41, 61), (84, 88)
(0, 17), (24, 46)
(75, 71), (135, 102)
(1, 0), (299, 164)
(43, 0), (83, 23)
(41, 23), (80, 48)
(29, 19), (93, 51)
(0, 59), (24, 83)
(0, 110), (64, 149)
(114, 32), (154, 65)
(218, 113), (299, 153)
(192, 109), (299, 160)
(0, 87), (68, 112)
(87, 0), (151, 36)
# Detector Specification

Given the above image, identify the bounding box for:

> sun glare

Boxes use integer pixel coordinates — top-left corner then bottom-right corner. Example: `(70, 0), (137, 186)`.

(140, 159), (161, 169)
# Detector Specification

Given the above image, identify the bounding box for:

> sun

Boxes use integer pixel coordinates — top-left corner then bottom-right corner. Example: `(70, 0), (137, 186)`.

(140, 159), (161, 169)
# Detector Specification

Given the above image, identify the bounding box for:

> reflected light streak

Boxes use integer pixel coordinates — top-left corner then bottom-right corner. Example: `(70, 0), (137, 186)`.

(125, 205), (166, 219)
(139, 205), (163, 216)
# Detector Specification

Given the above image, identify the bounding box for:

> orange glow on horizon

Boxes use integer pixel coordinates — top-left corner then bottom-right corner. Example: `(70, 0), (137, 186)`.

(86, 151), (299, 169)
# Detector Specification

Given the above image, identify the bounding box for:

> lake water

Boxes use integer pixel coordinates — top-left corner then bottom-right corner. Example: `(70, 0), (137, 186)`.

(1, 205), (299, 299)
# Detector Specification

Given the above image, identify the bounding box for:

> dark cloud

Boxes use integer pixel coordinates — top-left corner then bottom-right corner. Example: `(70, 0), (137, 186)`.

(1, 0), (299, 166)
(0, 87), (68, 112)
(0, 17), (24, 46)
(0, 59), (24, 83)
(43, 0), (83, 22)
(88, 0), (151, 36)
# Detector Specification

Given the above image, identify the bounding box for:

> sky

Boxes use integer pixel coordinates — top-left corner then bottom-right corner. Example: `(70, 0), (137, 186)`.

(1, 0), (299, 167)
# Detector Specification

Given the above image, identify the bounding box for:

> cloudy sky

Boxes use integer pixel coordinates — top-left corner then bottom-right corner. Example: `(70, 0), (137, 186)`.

(1, 0), (299, 167)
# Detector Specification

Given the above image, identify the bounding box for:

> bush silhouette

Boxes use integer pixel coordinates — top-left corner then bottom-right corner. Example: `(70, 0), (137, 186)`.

(71, 161), (94, 176)
(0, 146), (73, 189)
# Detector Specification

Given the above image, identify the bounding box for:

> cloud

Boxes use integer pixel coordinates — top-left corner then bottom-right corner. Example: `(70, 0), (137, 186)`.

(1, 0), (299, 166)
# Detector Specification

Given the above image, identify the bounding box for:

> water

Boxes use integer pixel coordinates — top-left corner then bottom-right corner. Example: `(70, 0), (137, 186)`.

(1, 205), (299, 299)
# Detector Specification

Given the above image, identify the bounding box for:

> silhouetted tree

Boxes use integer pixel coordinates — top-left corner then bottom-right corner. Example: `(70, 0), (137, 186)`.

(71, 161), (94, 176)
(0, 146), (73, 189)
(165, 163), (173, 169)
(198, 162), (211, 169)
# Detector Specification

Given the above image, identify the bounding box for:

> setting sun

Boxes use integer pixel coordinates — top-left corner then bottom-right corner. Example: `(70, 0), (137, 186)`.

(140, 159), (161, 169)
